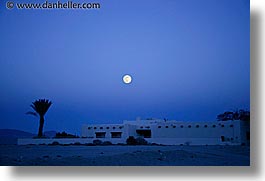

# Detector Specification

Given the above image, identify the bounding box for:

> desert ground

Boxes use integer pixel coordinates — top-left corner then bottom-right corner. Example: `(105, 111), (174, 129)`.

(0, 145), (250, 166)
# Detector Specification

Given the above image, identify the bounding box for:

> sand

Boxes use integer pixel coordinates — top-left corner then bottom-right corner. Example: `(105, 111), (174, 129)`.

(0, 145), (250, 166)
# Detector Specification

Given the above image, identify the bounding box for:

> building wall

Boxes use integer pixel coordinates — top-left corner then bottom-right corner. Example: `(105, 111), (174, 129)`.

(17, 138), (125, 145)
(80, 119), (249, 145)
(239, 120), (250, 145)
(81, 123), (127, 141)
(17, 138), (93, 145)
(17, 120), (249, 145)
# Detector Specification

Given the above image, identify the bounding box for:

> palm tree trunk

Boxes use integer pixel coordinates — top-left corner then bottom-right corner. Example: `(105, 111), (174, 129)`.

(38, 115), (44, 137)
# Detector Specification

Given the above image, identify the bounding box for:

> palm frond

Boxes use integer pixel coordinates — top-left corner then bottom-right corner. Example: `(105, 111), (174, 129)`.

(29, 99), (52, 116)
(26, 111), (38, 117)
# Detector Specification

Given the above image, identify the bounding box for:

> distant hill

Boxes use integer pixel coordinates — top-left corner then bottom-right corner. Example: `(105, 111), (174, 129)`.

(0, 129), (34, 138)
(0, 129), (34, 145)
(0, 129), (57, 145)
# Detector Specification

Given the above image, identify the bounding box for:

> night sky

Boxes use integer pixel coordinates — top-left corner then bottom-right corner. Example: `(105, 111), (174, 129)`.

(0, 0), (249, 135)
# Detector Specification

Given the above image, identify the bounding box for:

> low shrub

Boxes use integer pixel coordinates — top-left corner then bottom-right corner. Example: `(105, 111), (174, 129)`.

(126, 136), (137, 145)
(102, 141), (112, 145)
(54, 131), (79, 138)
(184, 141), (191, 146)
(117, 143), (126, 146)
(49, 141), (60, 146)
(126, 136), (148, 145)
(150, 143), (159, 146)
(135, 137), (148, 145)
(93, 139), (103, 145)
(73, 142), (82, 145)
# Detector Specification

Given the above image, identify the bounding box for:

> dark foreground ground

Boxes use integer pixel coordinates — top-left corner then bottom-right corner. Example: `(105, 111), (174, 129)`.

(0, 145), (250, 166)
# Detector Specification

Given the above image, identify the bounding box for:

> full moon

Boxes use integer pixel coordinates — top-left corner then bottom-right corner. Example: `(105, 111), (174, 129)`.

(123, 74), (132, 84)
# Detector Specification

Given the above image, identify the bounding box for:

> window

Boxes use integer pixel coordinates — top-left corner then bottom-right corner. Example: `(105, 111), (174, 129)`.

(165, 126), (169, 128)
(111, 132), (122, 138)
(106, 127), (109, 129)
(158, 126), (161, 128)
(221, 125), (224, 128)
(136, 130), (151, 138)
(221, 136), (225, 142)
(212, 125), (216, 128)
(88, 127), (91, 130)
(94, 127), (97, 129)
(146, 126), (150, 129)
(119, 126), (123, 129)
(173, 126), (176, 128)
(95, 132), (105, 138)
(100, 127), (103, 129)
(230, 125), (234, 127)
(196, 125), (199, 128)
(188, 125), (191, 128)
(180, 125), (184, 128)
(204, 125), (208, 128)
(113, 127), (116, 129)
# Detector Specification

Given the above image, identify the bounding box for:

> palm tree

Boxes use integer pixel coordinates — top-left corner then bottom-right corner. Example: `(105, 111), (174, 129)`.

(26, 99), (52, 137)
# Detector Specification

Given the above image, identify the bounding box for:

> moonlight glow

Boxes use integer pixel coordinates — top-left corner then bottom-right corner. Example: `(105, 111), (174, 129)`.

(123, 75), (132, 84)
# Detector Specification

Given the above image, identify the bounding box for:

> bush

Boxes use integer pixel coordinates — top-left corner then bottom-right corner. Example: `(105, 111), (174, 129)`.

(93, 139), (103, 145)
(54, 131), (79, 138)
(49, 141), (60, 146)
(117, 143), (126, 146)
(135, 137), (148, 145)
(126, 136), (148, 145)
(184, 141), (191, 146)
(73, 142), (81, 145)
(150, 143), (159, 146)
(126, 136), (137, 145)
(102, 141), (112, 145)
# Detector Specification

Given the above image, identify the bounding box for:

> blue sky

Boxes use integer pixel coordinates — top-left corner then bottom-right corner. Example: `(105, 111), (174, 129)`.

(0, 0), (249, 134)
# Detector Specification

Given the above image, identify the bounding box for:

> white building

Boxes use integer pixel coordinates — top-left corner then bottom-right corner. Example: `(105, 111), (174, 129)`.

(17, 118), (250, 145)
(81, 118), (250, 145)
